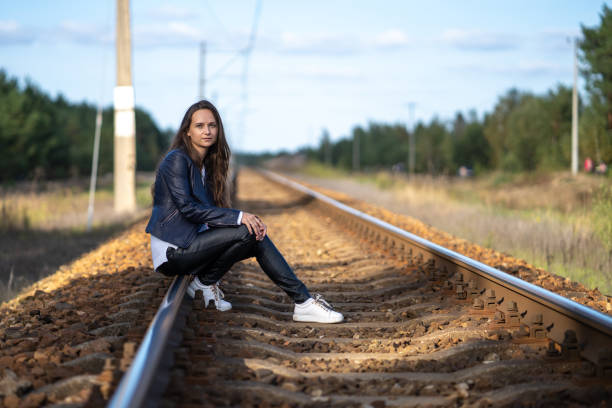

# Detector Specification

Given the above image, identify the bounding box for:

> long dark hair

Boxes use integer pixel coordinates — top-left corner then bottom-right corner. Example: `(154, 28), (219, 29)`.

(168, 100), (231, 208)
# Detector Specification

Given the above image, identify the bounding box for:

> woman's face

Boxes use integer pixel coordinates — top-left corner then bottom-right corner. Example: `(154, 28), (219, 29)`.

(187, 108), (218, 154)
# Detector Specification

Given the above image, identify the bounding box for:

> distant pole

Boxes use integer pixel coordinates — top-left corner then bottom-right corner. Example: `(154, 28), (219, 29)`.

(407, 102), (416, 176)
(199, 41), (206, 100)
(571, 38), (579, 175)
(352, 132), (359, 172)
(239, 49), (249, 154)
(325, 137), (332, 166)
(114, 0), (136, 213)
(87, 107), (103, 231)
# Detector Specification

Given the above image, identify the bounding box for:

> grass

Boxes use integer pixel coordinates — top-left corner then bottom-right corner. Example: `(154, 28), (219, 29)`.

(292, 162), (612, 295)
(512, 248), (611, 293)
(0, 174), (153, 231)
(591, 185), (612, 250)
(301, 161), (348, 179)
(0, 173), (154, 302)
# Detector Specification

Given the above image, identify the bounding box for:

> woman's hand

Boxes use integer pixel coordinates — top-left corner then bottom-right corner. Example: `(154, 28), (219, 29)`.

(241, 212), (267, 241)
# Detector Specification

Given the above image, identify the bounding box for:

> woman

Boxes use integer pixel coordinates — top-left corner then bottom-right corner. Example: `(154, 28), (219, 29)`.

(145, 100), (343, 324)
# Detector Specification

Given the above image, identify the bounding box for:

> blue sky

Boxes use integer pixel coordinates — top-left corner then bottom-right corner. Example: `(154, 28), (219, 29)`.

(0, 1), (609, 152)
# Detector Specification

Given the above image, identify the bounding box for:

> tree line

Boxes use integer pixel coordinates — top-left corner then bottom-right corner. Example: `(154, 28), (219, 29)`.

(2, 6), (612, 180)
(298, 6), (612, 175)
(0, 70), (172, 182)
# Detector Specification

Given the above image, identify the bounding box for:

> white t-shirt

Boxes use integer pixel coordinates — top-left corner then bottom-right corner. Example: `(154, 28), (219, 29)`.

(150, 167), (242, 270)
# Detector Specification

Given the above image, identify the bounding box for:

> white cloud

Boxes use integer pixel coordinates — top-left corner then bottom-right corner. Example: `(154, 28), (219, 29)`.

(279, 31), (359, 54)
(275, 29), (411, 55)
(166, 21), (201, 39)
(536, 28), (581, 52)
(134, 21), (202, 47)
(371, 29), (410, 48)
(0, 20), (112, 46)
(512, 61), (568, 76)
(133, 22), (248, 50)
(441, 28), (519, 51)
(146, 4), (194, 20)
(53, 20), (113, 45)
(291, 64), (363, 80)
(0, 21), (19, 32)
(453, 60), (568, 77)
(0, 20), (36, 45)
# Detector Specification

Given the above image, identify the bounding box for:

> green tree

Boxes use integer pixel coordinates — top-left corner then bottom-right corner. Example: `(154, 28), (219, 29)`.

(581, 5), (612, 165)
(357, 123), (408, 169)
(540, 85), (573, 169)
(135, 107), (172, 171)
(333, 138), (353, 170)
(0, 74), (69, 179)
(0, 70), (170, 181)
(580, 104), (611, 164)
(414, 118), (452, 174)
(581, 5), (612, 130)
(486, 86), (574, 172)
(505, 95), (545, 171)
(453, 113), (489, 171)
(315, 129), (332, 165)
(483, 89), (528, 170)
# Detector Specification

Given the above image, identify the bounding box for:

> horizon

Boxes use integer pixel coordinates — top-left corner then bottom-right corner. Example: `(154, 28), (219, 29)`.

(1, 1), (609, 153)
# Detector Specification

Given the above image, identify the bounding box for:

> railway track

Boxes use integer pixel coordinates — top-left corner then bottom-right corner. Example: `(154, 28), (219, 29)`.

(117, 169), (611, 407)
(1, 169), (611, 407)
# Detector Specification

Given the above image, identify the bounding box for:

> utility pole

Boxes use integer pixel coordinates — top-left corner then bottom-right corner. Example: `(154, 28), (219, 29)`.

(114, 0), (136, 213)
(407, 102), (416, 176)
(352, 132), (359, 172)
(323, 130), (332, 166)
(199, 41), (206, 100)
(571, 37), (579, 175)
(87, 107), (103, 230)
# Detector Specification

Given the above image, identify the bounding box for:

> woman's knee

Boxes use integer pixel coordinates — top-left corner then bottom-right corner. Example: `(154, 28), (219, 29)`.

(253, 235), (275, 255)
(237, 224), (258, 245)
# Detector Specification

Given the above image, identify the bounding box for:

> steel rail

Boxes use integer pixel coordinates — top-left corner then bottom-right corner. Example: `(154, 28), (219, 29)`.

(108, 275), (191, 408)
(262, 170), (612, 367)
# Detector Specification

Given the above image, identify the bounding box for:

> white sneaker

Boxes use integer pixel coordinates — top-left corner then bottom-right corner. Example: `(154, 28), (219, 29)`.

(293, 294), (343, 323)
(187, 277), (232, 311)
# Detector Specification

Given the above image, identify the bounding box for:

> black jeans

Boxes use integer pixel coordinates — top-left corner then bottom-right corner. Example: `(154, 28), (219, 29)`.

(160, 225), (311, 303)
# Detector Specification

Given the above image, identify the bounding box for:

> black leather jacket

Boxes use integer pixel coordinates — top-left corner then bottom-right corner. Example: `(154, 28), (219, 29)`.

(145, 148), (240, 248)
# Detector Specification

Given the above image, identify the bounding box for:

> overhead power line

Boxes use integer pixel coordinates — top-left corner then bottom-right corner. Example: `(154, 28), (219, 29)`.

(244, 0), (263, 53)
(207, 0), (263, 83)
(237, 0), (262, 152)
(203, 0), (239, 48)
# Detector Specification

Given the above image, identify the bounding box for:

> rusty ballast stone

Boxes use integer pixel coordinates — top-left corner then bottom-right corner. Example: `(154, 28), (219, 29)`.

(161, 170), (611, 406)
(262, 170), (612, 370)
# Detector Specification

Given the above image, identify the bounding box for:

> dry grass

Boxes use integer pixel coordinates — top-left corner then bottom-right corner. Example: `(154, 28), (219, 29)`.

(0, 173), (153, 231)
(292, 164), (612, 294)
(0, 173), (153, 302)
